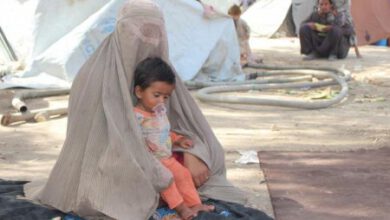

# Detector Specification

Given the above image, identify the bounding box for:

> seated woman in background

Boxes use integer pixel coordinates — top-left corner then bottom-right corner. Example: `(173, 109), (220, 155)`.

(299, 0), (354, 61)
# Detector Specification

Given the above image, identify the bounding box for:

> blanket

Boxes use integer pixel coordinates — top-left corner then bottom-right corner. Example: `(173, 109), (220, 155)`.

(1, 179), (272, 220)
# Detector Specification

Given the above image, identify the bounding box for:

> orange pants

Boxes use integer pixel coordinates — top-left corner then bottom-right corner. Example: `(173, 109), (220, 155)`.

(160, 157), (201, 209)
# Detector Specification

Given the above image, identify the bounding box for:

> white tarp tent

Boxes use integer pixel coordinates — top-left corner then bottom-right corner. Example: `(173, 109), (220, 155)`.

(202, 0), (240, 14)
(0, 0), (36, 64)
(0, 0), (242, 89)
(291, 0), (315, 35)
(202, 0), (293, 37)
(235, 0), (351, 38)
(242, 0), (292, 37)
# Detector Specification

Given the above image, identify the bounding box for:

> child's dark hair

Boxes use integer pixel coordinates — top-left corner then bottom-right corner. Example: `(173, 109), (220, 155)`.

(318, 0), (333, 4)
(228, 4), (241, 16)
(134, 57), (176, 90)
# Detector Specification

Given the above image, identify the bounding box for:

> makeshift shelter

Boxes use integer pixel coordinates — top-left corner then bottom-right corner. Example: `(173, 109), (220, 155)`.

(0, 0), (242, 89)
(0, 27), (18, 63)
(2, 0), (390, 89)
(231, 0), (390, 46)
(290, 0), (390, 46)
(350, 0), (390, 46)
(242, 0), (293, 38)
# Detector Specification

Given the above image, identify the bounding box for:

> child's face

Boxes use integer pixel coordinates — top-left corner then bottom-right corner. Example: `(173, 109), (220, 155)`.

(135, 81), (175, 112)
(232, 15), (240, 21)
(318, 0), (332, 14)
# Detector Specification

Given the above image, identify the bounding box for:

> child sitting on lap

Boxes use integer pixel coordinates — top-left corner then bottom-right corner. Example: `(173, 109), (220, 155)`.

(133, 57), (214, 220)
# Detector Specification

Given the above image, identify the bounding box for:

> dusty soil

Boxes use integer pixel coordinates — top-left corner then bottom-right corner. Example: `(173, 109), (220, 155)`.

(1, 38), (389, 217)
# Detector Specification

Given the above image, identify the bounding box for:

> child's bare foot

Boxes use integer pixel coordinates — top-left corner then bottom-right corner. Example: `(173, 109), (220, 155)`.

(190, 204), (215, 214)
(175, 203), (196, 220)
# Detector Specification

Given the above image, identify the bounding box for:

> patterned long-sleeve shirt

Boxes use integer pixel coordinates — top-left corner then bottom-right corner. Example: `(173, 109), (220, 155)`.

(134, 107), (182, 159)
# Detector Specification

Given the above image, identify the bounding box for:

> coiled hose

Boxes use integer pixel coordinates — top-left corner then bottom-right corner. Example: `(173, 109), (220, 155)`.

(186, 63), (351, 109)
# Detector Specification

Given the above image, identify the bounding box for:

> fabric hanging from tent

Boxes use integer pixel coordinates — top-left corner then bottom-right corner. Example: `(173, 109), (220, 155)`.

(351, 0), (390, 46)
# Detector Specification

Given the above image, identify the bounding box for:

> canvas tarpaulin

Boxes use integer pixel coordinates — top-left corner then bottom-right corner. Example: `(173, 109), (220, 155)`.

(242, 0), (292, 37)
(291, 0), (315, 36)
(0, 0), (242, 89)
(202, 0), (240, 15)
(351, 0), (390, 46)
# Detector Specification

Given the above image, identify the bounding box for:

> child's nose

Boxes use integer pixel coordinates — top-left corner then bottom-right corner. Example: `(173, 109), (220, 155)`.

(158, 97), (165, 103)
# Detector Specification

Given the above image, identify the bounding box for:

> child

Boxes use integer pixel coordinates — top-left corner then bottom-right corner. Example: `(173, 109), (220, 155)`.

(133, 57), (214, 220)
(228, 4), (262, 66)
(299, 0), (353, 60)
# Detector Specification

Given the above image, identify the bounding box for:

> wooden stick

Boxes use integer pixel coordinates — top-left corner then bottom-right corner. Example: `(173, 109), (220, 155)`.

(354, 45), (362, 58)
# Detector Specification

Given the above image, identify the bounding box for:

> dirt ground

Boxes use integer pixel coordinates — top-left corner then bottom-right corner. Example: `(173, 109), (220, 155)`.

(1, 37), (389, 218)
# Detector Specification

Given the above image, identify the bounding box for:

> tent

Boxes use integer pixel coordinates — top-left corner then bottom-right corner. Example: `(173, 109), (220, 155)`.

(222, 0), (390, 46)
(242, 0), (293, 38)
(2, 0), (389, 89)
(350, 0), (390, 46)
(289, 0), (390, 46)
(0, 0), (243, 89)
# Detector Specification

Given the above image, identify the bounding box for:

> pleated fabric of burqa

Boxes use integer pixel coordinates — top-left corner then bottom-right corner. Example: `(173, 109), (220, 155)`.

(26, 0), (248, 219)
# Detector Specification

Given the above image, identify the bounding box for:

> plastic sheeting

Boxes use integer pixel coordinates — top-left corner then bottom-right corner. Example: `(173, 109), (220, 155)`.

(0, 0), (37, 62)
(202, 0), (240, 14)
(21, 0), (123, 84)
(291, 0), (315, 36)
(1, 0), (242, 89)
(155, 0), (242, 82)
(242, 0), (292, 37)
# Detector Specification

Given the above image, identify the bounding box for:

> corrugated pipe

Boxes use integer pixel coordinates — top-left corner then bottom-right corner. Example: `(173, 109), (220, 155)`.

(191, 64), (350, 109)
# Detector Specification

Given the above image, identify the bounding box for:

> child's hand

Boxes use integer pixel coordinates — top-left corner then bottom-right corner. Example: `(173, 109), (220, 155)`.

(174, 136), (193, 149)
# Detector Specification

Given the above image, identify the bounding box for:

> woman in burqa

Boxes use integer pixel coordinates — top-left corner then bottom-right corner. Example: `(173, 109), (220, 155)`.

(28, 0), (252, 219)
